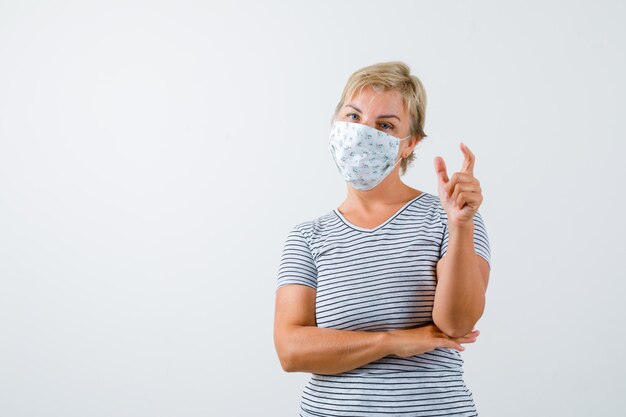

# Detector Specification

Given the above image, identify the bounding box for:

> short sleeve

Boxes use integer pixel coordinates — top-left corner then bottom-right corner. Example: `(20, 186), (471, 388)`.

(276, 225), (318, 290)
(440, 209), (491, 267)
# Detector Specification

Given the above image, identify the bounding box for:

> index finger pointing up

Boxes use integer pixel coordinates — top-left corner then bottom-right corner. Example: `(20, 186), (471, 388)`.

(460, 142), (475, 175)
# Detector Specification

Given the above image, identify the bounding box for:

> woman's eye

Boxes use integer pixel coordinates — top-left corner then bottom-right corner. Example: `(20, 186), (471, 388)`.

(379, 122), (394, 130)
(347, 113), (359, 121)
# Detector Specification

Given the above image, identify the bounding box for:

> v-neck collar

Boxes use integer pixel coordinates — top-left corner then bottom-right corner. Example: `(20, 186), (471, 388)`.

(333, 192), (427, 233)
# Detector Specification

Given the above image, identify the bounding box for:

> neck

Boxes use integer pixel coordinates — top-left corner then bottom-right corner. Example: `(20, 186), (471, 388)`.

(344, 167), (414, 208)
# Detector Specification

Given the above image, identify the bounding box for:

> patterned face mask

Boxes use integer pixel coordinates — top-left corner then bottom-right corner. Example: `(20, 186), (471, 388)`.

(328, 121), (411, 190)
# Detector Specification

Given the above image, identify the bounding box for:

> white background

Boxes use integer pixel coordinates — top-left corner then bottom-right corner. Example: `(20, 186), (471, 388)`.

(1, 1), (625, 416)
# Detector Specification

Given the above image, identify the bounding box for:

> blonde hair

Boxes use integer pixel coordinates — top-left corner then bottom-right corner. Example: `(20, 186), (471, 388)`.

(331, 61), (428, 175)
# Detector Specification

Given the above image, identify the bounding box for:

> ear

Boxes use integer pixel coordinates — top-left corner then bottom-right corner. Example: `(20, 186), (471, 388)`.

(403, 135), (419, 158)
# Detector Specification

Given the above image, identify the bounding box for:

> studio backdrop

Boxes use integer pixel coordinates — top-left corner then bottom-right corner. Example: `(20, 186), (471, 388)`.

(0, 1), (624, 416)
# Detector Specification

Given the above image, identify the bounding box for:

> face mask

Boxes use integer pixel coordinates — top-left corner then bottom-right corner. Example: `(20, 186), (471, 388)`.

(328, 121), (411, 190)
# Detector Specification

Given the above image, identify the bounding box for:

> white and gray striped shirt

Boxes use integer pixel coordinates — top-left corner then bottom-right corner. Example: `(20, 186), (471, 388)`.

(276, 192), (491, 416)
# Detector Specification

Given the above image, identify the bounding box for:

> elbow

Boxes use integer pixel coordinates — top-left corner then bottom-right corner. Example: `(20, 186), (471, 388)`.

(433, 313), (482, 339)
(275, 340), (299, 373)
(278, 351), (296, 373)
(275, 324), (308, 373)
(437, 324), (473, 339)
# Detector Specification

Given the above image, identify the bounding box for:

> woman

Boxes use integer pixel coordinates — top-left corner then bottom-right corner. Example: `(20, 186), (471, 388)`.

(274, 61), (491, 417)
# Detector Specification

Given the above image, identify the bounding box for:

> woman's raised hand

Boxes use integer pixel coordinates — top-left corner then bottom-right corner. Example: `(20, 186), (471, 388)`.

(387, 323), (479, 358)
(434, 143), (483, 226)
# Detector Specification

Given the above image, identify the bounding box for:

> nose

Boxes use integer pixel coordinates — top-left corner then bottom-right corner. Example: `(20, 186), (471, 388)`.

(358, 119), (377, 130)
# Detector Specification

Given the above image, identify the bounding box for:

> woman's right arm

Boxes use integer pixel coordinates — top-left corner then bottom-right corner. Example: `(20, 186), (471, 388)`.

(273, 284), (480, 375)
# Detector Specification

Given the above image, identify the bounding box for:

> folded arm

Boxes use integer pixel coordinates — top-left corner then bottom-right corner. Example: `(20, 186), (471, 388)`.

(274, 283), (479, 375)
(273, 284), (391, 375)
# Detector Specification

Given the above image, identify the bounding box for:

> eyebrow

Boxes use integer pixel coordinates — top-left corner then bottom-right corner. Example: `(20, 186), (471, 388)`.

(345, 104), (401, 121)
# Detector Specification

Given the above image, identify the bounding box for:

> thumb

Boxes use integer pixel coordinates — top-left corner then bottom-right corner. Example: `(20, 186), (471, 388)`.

(434, 156), (449, 184)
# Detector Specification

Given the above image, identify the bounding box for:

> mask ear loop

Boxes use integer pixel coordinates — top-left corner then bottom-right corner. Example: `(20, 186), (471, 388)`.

(394, 135), (412, 164)
(391, 156), (403, 170)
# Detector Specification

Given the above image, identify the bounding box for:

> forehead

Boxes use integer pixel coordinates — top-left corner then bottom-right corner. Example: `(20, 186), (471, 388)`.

(346, 85), (407, 115)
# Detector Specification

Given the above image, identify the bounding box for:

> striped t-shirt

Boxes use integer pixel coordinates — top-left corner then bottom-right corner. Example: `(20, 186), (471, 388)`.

(276, 192), (491, 417)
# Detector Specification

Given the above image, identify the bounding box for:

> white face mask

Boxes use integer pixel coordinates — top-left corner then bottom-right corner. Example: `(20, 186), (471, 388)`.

(328, 121), (411, 190)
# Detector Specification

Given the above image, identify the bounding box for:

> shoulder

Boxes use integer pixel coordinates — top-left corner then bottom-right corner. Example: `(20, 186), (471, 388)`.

(287, 210), (338, 242)
(407, 191), (446, 222)
(407, 191), (443, 209)
(418, 191), (443, 208)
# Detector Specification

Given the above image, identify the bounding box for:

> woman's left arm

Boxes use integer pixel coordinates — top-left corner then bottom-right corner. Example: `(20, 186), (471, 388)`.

(432, 221), (490, 338)
(431, 142), (491, 338)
